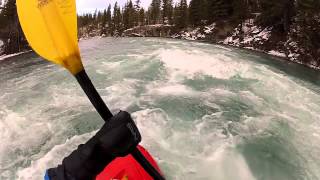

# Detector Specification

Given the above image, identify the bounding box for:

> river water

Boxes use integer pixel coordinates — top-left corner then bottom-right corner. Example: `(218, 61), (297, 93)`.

(1, 38), (320, 180)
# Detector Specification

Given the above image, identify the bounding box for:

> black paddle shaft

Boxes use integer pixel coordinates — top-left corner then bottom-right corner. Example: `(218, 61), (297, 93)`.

(75, 70), (165, 180)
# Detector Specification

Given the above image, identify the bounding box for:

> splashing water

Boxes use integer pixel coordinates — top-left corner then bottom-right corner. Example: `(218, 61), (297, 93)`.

(1, 38), (320, 180)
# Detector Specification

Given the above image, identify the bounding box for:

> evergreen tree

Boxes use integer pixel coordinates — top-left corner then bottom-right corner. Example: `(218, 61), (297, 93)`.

(128, 0), (136, 27)
(231, 0), (249, 23)
(181, 0), (188, 25)
(102, 10), (107, 27)
(123, 3), (129, 29)
(134, 0), (141, 25)
(93, 9), (98, 24)
(150, 0), (161, 24)
(78, 13), (93, 28)
(97, 11), (103, 25)
(167, 0), (174, 24)
(113, 2), (122, 34)
(106, 4), (112, 29)
(174, 0), (188, 29)
(123, 0), (135, 29)
(0, 0), (25, 54)
(139, 8), (145, 25)
(295, 0), (320, 64)
(189, 0), (208, 26)
(173, 4), (179, 27)
(162, 0), (173, 24)
(146, 9), (152, 25)
(135, 0), (141, 10)
(257, 0), (295, 32)
(208, 0), (233, 22)
(101, 9), (107, 35)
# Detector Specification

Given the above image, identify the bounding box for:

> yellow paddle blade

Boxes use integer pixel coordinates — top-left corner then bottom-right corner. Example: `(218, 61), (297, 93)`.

(16, 0), (84, 75)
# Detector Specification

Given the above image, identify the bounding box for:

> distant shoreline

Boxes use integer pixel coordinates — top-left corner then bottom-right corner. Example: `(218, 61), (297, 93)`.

(199, 39), (320, 71)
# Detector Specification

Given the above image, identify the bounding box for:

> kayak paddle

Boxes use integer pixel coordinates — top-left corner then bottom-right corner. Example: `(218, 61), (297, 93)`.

(16, 0), (164, 179)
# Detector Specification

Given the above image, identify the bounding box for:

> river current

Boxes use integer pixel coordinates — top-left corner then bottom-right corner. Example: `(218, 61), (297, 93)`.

(1, 38), (320, 180)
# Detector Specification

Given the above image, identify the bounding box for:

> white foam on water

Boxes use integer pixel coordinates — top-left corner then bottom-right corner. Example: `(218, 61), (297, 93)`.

(0, 106), (51, 173)
(132, 108), (170, 149)
(2, 38), (320, 179)
(235, 62), (320, 178)
(101, 61), (123, 69)
(131, 107), (257, 180)
(103, 79), (139, 110)
(243, 64), (320, 122)
(146, 83), (197, 96)
(209, 88), (236, 97)
(158, 48), (249, 80)
(212, 44), (233, 51)
(238, 91), (265, 108)
(202, 145), (256, 180)
(49, 86), (88, 109)
(17, 132), (94, 180)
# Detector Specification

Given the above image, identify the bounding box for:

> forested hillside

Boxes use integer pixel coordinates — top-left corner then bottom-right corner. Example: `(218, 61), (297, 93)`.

(0, 0), (27, 55)
(77, 0), (320, 67)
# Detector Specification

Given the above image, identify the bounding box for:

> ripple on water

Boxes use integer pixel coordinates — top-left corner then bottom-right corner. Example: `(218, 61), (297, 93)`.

(1, 38), (320, 180)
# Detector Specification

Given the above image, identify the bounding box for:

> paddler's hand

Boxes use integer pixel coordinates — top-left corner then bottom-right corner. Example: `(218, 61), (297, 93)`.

(46, 111), (141, 180)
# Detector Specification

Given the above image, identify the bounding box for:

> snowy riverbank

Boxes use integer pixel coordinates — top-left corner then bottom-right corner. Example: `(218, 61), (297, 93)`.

(1, 29), (318, 71)
(0, 50), (32, 61)
(170, 20), (319, 70)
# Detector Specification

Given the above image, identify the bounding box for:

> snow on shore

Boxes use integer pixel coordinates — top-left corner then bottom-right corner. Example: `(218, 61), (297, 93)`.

(171, 20), (294, 61)
(0, 50), (32, 61)
(172, 23), (216, 41)
(268, 50), (286, 58)
(222, 19), (272, 47)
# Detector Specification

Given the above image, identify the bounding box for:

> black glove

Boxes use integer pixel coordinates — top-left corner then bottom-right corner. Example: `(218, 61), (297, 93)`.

(47, 111), (141, 180)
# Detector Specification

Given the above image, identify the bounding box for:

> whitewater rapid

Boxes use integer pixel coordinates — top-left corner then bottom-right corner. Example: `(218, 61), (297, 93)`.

(0, 38), (320, 180)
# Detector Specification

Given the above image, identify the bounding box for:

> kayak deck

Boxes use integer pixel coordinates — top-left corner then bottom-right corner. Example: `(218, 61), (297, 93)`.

(96, 145), (162, 180)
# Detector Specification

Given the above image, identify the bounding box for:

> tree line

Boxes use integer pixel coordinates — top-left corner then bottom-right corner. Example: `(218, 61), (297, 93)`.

(78, 0), (319, 35)
(77, 0), (320, 65)
(0, 0), (26, 54)
(78, 0), (190, 35)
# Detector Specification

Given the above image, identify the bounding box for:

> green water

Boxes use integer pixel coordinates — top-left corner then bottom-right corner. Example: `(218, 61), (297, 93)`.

(0, 38), (320, 180)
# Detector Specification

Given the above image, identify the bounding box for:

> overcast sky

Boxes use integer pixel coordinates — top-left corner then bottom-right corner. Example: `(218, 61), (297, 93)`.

(76, 0), (189, 14)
